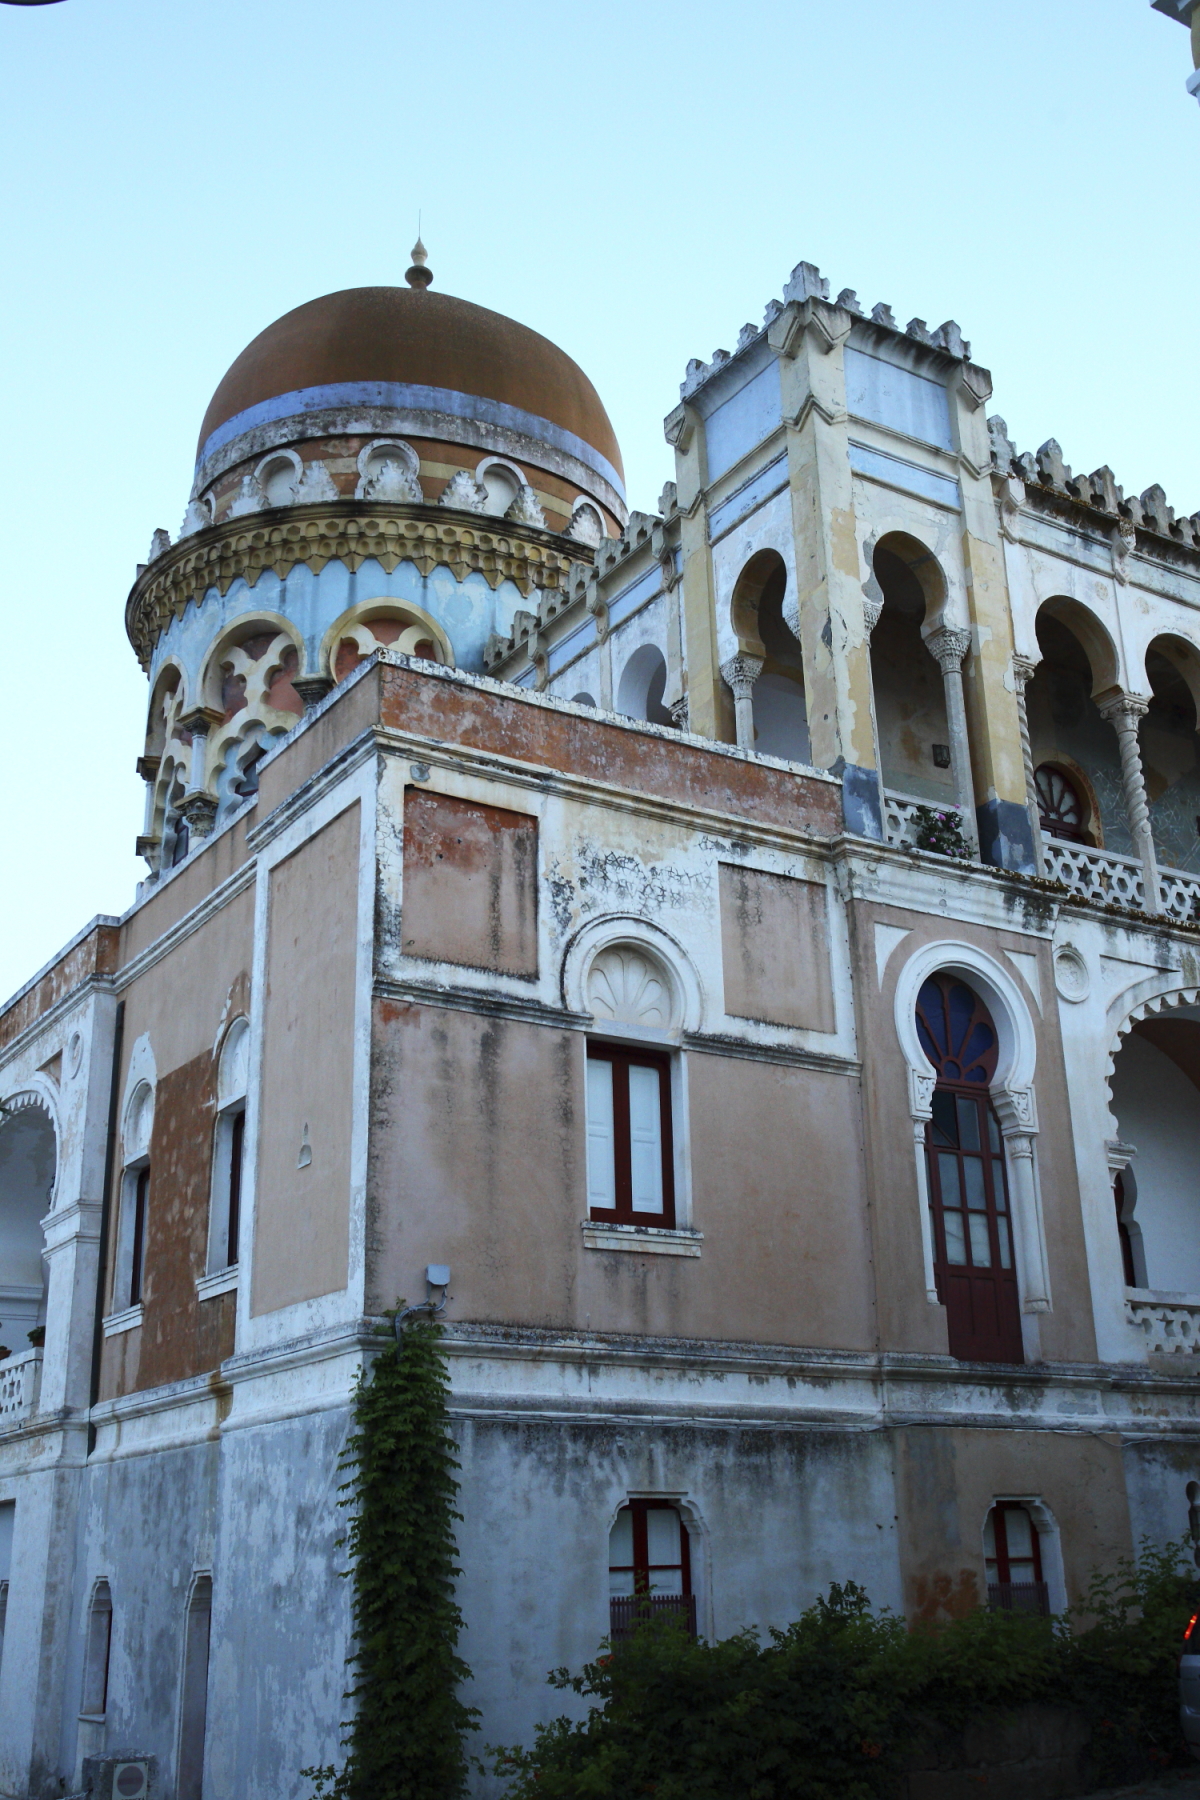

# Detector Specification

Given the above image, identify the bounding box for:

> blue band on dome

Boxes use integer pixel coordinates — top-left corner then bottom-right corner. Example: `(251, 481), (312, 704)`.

(197, 380), (625, 499)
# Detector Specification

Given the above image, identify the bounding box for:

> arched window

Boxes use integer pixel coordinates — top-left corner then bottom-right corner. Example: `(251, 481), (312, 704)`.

(608, 1501), (694, 1643)
(177, 1575), (212, 1800)
(984, 1503), (1048, 1615)
(615, 645), (672, 726)
(81, 1579), (113, 1718)
(208, 1023), (249, 1276)
(116, 1084), (154, 1313)
(1035, 764), (1088, 844)
(917, 975), (1024, 1364)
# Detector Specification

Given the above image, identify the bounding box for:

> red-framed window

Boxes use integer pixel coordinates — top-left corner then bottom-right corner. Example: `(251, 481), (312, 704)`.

(586, 1044), (675, 1228)
(918, 974), (1024, 1366)
(129, 1167), (150, 1307)
(984, 1502), (1049, 1614)
(1035, 764), (1089, 844)
(608, 1500), (696, 1643)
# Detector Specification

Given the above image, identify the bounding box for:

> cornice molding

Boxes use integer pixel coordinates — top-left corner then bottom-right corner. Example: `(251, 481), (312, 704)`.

(125, 501), (593, 669)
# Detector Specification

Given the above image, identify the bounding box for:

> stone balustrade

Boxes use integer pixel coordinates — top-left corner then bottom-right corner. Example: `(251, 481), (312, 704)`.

(1041, 841), (1145, 910)
(1126, 1293), (1200, 1356)
(0, 1349), (43, 1426)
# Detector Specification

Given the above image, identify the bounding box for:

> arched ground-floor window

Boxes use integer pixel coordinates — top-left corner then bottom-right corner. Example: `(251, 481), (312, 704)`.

(608, 1500), (694, 1643)
(985, 1502), (1049, 1616)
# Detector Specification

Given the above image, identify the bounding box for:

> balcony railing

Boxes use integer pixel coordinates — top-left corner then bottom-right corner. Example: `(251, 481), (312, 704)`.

(993, 1584), (1043, 1627)
(987, 1581), (1050, 1617)
(1041, 840), (1145, 910)
(1126, 1293), (1200, 1356)
(1158, 865), (1200, 924)
(0, 1348), (43, 1426)
(609, 1594), (697, 1644)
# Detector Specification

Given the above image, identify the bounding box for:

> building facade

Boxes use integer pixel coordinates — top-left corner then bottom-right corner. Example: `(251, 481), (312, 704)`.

(2, 247), (1200, 1798)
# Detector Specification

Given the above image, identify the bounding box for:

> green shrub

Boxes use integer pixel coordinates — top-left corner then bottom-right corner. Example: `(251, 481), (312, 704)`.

(490, 1545), (1200, 1799)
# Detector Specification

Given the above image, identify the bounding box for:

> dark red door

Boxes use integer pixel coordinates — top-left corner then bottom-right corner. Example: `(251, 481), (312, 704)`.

(917, 976), (1024, 1365)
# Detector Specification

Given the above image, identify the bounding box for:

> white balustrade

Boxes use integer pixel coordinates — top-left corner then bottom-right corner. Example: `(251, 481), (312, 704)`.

(1126, 1294), (1200, 1356)
(1158, 866), (1200, 925)
(1041, 841), (1145, 910)
(882, 790), (967, 852)
(0, 1348), (43, 1425)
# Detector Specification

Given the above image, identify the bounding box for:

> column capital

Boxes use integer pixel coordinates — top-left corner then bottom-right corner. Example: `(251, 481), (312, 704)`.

(135, 754), (161, 782)
(292, 674), (334, 710)
(179, 705), (223, 739)
(719, 654), (763, 699)
(925, 625), (972, 674)
(1011, 653), (1039, 689)
(1096, 688), (1150, 726)
(180, 792), (218, 838)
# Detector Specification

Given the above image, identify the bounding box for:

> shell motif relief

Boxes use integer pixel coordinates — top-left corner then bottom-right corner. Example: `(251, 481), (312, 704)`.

(586, 946), (672, 1027)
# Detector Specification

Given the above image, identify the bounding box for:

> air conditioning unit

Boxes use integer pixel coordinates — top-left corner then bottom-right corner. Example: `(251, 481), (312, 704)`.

(81, 1753), (157, 1800)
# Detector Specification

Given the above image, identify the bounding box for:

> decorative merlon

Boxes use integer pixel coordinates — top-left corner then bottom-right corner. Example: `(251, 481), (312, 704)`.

(987, 414), (1200, 547)
(673, 259), (977, 410)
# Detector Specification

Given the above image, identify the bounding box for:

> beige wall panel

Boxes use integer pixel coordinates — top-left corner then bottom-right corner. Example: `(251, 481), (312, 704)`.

(858, 908), (1095, 1362)
(893, 1426), (1133, 1623)
(401, 789), (538, 978)
(255, 663), (381, 820)
(121, 820), (250, 965)
(252, 804), (360, 1315)
(118, 889), (255, 1078)
(719, 863), (835, 1031)
(369, 1003), (873, 1349)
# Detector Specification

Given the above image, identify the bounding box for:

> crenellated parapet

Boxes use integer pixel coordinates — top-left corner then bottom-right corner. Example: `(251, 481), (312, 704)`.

(988, 415), (1200, 555)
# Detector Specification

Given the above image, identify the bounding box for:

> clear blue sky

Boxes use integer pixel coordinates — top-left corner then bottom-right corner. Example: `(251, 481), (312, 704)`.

(0, 0), (1195, 1002)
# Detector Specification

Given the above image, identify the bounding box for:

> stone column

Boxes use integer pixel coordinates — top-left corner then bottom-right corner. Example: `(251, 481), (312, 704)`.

(1097, 692), (1160, 912)
(720, 655), (763, 753)
(179, 707), (223, 839)
(925, 626), (978, 852)
(134, 754), (161, 869)
(1010, 656), (1045, 873)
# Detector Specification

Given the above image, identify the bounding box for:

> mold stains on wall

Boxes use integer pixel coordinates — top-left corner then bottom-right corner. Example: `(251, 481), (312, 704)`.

(401, 789), (539, 978)
(252, 804), (360, 1316)
(719, 863), (835, 1031)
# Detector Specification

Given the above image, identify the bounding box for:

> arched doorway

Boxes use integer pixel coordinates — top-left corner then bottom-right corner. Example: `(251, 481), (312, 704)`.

(916, 975), (1024, 1364)
(0, 1098), (55, 1355)
(729, 551), (808, 761)
(1026, 605), (1126, 853)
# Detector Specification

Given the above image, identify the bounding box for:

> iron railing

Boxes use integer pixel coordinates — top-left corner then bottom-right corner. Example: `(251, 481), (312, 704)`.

(987, 1580), (1050, 1617)
(609, 1594), (696, 1644)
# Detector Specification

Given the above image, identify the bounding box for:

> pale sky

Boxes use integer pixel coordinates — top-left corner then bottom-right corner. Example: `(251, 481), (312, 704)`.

(0, 0), (1195, 1003)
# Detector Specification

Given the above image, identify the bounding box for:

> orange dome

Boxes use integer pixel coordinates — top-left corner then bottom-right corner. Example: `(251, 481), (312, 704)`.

(197, 286), (623, 492)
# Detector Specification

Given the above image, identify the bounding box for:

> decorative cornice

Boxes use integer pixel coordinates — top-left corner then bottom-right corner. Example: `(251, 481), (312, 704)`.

(125, 501), (593, 669)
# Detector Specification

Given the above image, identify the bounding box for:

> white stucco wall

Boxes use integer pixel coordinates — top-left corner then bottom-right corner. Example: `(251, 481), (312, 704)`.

(1110, 1031), (1200, 1295)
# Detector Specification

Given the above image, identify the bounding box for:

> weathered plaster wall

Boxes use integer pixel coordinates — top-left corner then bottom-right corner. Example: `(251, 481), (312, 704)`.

(252, 804), (359, 1316)
(718, 863), (835, 1030)
(401, 790), (539, 977)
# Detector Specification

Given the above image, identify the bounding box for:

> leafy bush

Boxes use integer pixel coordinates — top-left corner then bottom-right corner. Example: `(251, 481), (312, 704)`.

(490, 1547), (1200, 1799)
(911, 806), (971, 859)
(305, 1312), (478, 1800)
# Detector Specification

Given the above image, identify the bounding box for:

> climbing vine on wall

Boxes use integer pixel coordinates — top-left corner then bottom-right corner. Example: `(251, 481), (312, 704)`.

(306, 1310), (478, 1800)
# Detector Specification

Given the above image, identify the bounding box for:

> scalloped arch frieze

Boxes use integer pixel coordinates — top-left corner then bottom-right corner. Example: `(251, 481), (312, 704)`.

(125, 501), (593, 668)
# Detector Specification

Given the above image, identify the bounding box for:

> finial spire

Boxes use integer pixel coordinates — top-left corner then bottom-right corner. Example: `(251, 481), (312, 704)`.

(406, 238), (432, 290)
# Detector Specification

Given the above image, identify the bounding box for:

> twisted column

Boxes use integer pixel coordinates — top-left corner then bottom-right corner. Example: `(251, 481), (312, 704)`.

(1011, 655), (1045, 873)
(925, 626), (978, 852)
(720, 654), (763, 753)
(1097, 692), (1159, 912)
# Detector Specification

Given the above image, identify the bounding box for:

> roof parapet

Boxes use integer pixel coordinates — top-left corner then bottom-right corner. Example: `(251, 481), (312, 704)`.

(988, 414), (1200, 547)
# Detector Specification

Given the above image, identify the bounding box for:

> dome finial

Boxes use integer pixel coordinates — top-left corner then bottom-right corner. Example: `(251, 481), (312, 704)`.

(406, 238), (432, 290)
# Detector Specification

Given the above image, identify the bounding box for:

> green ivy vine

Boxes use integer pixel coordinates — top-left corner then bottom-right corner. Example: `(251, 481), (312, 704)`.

(306, 1309), (478, 1800)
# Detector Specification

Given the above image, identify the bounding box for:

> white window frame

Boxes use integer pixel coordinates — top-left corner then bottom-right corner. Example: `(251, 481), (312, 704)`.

(204, 1020), (250, 1289)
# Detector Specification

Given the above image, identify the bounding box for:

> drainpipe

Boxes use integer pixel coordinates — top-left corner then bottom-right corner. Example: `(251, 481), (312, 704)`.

(87, 1000), (124, 1457)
